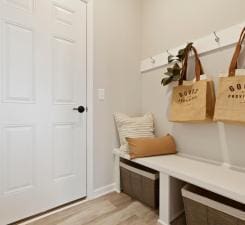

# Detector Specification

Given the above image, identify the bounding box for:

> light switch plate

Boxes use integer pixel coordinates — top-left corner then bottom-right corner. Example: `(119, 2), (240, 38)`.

(98, 89), (105, 100)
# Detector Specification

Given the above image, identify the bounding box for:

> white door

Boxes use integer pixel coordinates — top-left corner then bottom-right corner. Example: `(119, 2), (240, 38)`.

(0, 0), (87, 224)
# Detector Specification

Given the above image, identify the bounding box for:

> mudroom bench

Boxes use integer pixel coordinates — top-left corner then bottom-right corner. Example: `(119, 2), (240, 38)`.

(113, 148), (245, 225)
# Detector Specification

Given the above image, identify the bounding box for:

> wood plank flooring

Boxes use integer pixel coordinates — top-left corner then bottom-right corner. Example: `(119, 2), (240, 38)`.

(19, 192), (186, 225)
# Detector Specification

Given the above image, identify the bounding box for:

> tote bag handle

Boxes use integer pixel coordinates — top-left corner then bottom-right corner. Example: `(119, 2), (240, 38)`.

(179, 45), (204, 85)
(229, 27), (245, 76)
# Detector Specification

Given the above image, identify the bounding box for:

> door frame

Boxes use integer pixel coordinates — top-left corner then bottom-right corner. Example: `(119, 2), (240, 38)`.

(83, 0), (94, 199)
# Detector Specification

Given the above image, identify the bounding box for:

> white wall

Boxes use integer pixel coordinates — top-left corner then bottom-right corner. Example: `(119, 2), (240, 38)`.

(141, 0), (245, 169)
(93, 0), (142, 190)
(92, 0), (245, 192)
(141, 0), (245, 59)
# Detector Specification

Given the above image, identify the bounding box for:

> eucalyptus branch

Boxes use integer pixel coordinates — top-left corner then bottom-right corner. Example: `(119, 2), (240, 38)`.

(161, 43), (193, 86)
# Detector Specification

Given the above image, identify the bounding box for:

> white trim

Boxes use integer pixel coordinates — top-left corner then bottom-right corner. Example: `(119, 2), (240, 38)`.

(178, 150), (245, 173)
(177, 152), (222, 166)
(113, 151), (121, 193)
(157, 219), (170, 225)
(92, 183), (116, 199)
(86, 0), (94, 198)
(141, 22), (245, 73)
(218, 122), (231, 167)
(80, 0), (88, 199)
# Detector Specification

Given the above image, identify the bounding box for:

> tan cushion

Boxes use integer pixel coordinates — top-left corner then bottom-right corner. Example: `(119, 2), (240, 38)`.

(126, 134), (177, 159)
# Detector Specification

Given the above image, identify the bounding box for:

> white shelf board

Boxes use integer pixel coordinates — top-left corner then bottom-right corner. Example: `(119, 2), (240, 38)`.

(113, 148), (245, 204)
(141, 22), (245, 73)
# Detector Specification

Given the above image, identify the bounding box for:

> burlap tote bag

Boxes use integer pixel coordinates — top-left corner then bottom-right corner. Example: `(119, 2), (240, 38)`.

(169, 45), (215, 122)
(214, 27), (245, 123)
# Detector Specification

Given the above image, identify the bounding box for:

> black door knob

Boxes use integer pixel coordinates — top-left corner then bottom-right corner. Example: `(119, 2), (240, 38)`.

(73, 106), (86, 113)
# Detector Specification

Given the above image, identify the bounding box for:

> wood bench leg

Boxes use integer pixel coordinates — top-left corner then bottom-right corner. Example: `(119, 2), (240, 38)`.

(159, 172), (185, 225)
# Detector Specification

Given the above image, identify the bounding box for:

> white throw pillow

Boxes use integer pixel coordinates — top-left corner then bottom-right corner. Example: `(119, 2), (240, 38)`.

(114, 112), (155, 152)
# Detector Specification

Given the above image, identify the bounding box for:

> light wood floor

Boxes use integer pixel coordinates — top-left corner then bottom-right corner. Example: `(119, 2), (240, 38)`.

(20, 192), (186, 225)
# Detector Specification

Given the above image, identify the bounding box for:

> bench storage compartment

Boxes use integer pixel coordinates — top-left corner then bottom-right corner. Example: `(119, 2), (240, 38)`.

(120, 159), (159, 209)
(182, 184), (245, 225)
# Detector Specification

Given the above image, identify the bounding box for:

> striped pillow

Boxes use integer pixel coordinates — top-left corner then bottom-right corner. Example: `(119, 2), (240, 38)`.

(114, 113), (155, 150)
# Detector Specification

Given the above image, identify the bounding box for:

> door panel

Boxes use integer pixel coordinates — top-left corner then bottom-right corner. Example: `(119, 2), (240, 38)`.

(3, 125), (35, 194)
(4, 0), (34, 12)
(3, 21), (35, 103)
(0, 0), (87, 224)
(53, 37), (76, 104)
(53, 123), (75, 181)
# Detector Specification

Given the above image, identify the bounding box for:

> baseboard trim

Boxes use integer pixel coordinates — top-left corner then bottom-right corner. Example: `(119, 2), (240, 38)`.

(92, 183), (116, 199)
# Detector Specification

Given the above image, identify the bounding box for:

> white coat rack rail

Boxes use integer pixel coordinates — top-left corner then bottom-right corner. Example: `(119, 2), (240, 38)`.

(141, 22), (245, 73)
